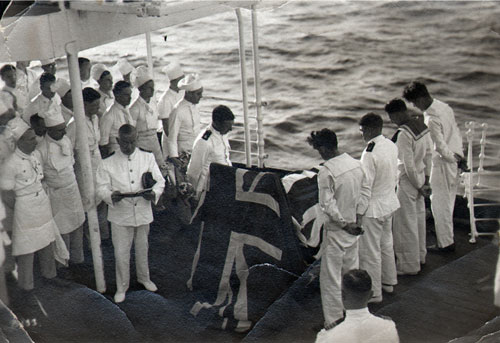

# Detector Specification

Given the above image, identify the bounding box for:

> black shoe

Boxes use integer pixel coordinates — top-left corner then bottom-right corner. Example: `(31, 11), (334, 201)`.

(428, 243), (455, 253)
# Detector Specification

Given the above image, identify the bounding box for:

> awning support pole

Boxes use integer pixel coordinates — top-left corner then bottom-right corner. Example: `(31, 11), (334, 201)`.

(236, 8), (252, 168)
(65, 41), (106, 293)
(145, 31), (154, 78)
(251, 5), (265, 168)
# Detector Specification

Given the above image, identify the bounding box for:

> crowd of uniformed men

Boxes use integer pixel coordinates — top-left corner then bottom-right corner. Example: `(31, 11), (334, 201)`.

(312, 81), (466, 342)
(0, 57), (234, 304)
(0, 56), (467, 339)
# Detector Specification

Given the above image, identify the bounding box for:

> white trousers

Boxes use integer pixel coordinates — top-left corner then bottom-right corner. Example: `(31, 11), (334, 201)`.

(359, 214), (397, 298)
(320, 230), (358, 326)
(430, 157), (458, 248)
(393, 177), (426, 274)
(17, 242), (56, 291)
(62, 226), (84, 264)
(111, 223), (151, 294)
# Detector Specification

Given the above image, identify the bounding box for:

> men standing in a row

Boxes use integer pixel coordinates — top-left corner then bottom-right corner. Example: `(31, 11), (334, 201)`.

(96, 124), (165, 303)
(166, 74), (203, 168)
(385, 99), (431, 275)
(187, 105), (234, 201)
(36, 112), (86, 265)
(357, 113), (399, 303)
(158, 62), (185, 155)
(403, 81), (464, 252)
(99, 81), (133, 157)
(0, 121), (57, 291)
(130, 66), (165, 167)
(307, 128), (365, 330)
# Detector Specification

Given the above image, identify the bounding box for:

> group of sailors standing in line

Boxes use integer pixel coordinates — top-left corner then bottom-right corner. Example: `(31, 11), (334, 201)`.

(0, 56), (235, 305)
(313, 81), (466, 342)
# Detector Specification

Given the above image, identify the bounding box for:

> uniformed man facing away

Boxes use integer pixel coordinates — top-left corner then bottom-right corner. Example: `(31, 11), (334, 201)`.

(356, 113), (399, 303)
(36, 110), (86, 265)
(385, 99), (432, 275)
(0, 120), (58, 291)
(187, 105), (234, 201)
(403, 81), (465, 253)
(315, 269), (400, 343)
(96, 124), (165, 303)
(307, 128), (365, 330)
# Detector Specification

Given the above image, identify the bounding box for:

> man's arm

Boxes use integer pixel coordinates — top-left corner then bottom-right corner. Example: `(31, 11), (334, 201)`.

(95, 162), (114, 206)
(398, 131), (422, 190)
(166, 108), (182, 158)
(427, 117), (456, 163)
(0, 163), (16, 191)
(186, 139), (210, 194)
(318, 169), (347, 228)
(356, 152), (375, 217)
(147, 155), (166, 204)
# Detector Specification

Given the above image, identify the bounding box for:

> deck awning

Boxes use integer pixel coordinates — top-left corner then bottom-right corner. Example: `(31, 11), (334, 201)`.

(0, 0), (281, 62)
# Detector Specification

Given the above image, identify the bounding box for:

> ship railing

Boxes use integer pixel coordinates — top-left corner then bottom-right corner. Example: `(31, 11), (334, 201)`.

(464, 121), (500, 243)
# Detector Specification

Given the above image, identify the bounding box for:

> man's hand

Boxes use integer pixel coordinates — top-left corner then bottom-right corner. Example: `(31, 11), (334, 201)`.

(418, 184), (431, 198)
(111, 191), (125, 204)
(141, 190), (155, 202)
(169, 157), (182, 168)
(455, 154), (469, 172)
(343, 222), (364, 236)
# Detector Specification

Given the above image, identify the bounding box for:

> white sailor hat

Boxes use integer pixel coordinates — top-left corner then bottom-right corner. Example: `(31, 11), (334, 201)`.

(40, 58), (55, 66)
(9, 118), (30, 140)
(178, 73), (202, 91)
(117, 59), (135, 76)
(55, 78), (71, 98)
(91, 63), (108, 81)
(44, 111), (65, 127)
(134, 66), (152, 88)
(163, 62), (184, 80)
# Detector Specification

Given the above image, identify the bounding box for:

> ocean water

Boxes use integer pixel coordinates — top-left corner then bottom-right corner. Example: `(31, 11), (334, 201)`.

(79, 1), (500, 170)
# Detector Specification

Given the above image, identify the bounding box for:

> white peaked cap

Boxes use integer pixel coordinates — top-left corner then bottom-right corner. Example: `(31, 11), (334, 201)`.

(55, 78), (71, 98)
(163, 62), (184, 80)
(40, 58), (55, 66)
(91, 63), (108, 81)
(117, 59), (135, 76)
(9, 118), (30, 140)
(44, 111), (65, 127)
(134, 66), (152, 88)
(178, 73), (202, 91)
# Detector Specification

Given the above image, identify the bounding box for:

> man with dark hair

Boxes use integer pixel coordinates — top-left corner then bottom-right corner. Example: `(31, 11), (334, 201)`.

(24, 72), (61, 124)
(29, 114), (47, 144)
(356, 113), (399, 303)
(99, 81), (133, 157)
(28, 58), (57, 100)
(315, 269), (399, 343)
(79, 57), (94, 88)
(308, 128), (365, 330)
(385, 98), (432, 275)
(96, 124), (165, 303)
(403, 81), (464, 252)
(187, 104), (233, 200)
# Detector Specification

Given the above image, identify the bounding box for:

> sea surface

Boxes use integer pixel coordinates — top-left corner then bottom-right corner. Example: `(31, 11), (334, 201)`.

(72, 1), (500, 170)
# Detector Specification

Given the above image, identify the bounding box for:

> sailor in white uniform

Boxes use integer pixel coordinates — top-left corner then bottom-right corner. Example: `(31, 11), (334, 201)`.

(24, 72), (62, 125)
(28, 58), (57, 101)
(403, 81), (465, 252)
(36, 110), (85, 264)
(315, 269), (400, 343)
(96, 124), (165, 303)
(357, 113), (399, 303)
(307, 128), (365, 329)
(158, 62), (185, 156)
(130, 66), (165, 167)
(99, 81), (133, 157)
(385, 99), (432, 275)
(166, 74), (203, 167)
(0, 121), (57, 291)
(187, 105), (234, 200)
(0, 65), (23, 116)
